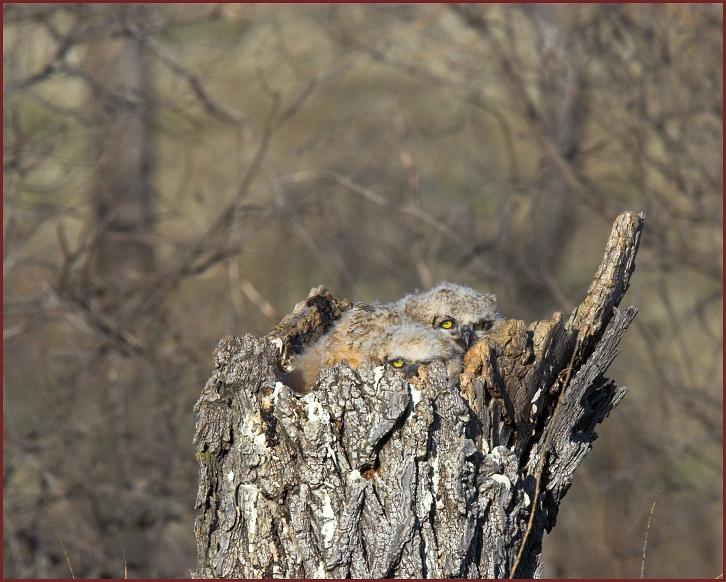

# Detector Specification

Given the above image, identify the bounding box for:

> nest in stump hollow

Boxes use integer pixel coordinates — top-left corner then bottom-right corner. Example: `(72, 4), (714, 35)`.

(192, 212), (644, 579)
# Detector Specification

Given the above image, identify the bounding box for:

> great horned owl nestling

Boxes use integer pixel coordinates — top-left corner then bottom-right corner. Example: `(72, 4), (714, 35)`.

(286, 317), (463, 393)
(396, 282), (502, 349)
(369, 323), (464, 380)
(282, 282), (500, 393)
(283, 303), (403, 393)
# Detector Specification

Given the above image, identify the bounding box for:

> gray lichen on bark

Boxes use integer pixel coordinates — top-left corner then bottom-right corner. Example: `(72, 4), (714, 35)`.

(193, 211), (644, 578)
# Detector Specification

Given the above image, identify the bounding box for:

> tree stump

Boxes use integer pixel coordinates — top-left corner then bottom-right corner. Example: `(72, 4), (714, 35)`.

(192, 211), (644, 578)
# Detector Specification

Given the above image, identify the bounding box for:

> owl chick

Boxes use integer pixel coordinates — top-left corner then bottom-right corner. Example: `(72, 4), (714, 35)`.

(286, 316), (462, 393)
(396, 282), (502, 349)
(282, 282), (499, 392)
(283, 302), (402, 393)
(367, 323), (464, 381)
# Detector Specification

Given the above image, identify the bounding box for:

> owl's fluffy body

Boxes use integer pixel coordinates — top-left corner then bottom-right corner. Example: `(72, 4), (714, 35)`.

(369, 323), (463, 365)
(287, 282), (501, 392)
(289, 318), (463, 392)
(316, 302), (404, 366)
(288, 303), (404, 391)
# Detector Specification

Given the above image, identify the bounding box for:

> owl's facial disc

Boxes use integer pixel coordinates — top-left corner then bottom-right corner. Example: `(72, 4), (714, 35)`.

(388, 357), (420, 378)
(434, 315), (471, 348)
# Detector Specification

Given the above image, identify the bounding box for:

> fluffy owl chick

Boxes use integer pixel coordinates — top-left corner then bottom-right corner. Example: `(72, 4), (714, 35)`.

(396, 282), (502, 349)
(368, 323), (464, 381)
(286, 316), (462, 393)
(284, 302), (404, 393)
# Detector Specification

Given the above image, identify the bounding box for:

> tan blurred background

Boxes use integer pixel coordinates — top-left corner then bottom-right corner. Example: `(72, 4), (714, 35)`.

(3, 4), (722, 578)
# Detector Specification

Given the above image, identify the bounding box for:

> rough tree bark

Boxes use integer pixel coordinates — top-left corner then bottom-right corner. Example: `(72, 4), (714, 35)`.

(193, 211), (644, 578)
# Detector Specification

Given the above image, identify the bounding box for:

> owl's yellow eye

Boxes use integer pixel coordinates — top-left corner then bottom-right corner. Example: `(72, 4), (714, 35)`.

(439, 319), (455, 330)
(390, 358), (405, 368)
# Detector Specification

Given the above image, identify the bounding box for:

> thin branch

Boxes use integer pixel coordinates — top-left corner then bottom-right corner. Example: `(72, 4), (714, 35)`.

(640, 491), (660, 579)
(137, 34), (247, 125)
(57, 540), (75, 580)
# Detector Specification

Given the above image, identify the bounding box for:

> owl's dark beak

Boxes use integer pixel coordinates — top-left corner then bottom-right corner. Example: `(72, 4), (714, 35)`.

(403, 363), (420, 378)
(459, 325), (474, 349)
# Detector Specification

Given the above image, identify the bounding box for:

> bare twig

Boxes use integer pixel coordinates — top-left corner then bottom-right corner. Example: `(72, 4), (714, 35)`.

(58, 540), (75, 579)
(641, 491), (660, 579)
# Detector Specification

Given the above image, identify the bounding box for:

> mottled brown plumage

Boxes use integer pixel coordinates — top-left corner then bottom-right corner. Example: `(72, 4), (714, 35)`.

(368, 323), (464, 380)
(288, 316), (462, 392)
(286, 303), (403, 392)
(285, 282), (501, 393)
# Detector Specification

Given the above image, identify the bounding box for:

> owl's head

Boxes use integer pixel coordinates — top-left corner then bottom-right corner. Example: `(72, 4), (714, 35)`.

(398, 282), (502, 349)
(369, 324), (463, 378)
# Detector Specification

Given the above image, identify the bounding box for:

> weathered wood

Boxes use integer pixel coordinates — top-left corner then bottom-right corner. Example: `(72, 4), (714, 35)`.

(267, 285), (353, 366)
(193, 211), (644, 578)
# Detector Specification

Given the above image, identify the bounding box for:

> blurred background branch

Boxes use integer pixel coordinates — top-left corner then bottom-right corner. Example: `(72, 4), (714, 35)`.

(3, 4), (722, 578)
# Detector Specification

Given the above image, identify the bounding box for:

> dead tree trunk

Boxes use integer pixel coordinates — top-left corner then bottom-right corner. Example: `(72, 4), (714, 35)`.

(193, 211), (644, 578)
